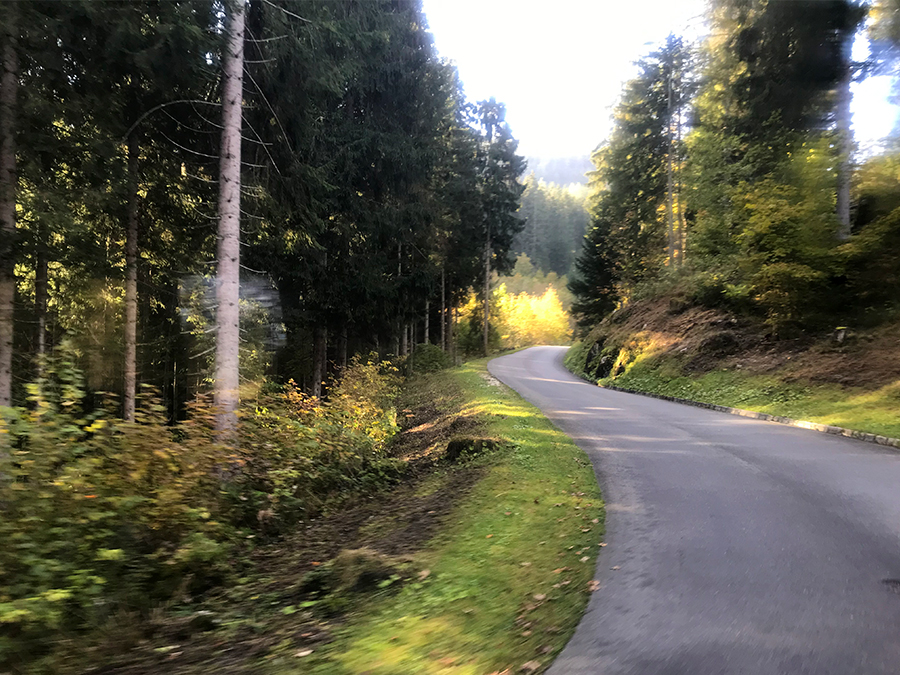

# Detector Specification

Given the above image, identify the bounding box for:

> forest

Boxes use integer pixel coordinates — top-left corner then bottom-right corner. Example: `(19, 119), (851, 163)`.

(0, 0), (555, 669)
(570, 0), (900, 339)
(6, 0), (900, 670)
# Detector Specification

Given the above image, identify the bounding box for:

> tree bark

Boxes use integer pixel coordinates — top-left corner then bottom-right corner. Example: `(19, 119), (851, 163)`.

(424, 300), (430, 345)
(483, 229), (490, 356)
(337, 326), (347, 370)
(214, 0), (245, 433)
(836, 38), (853, 240)
(666, 67), (675, 266)
(0, 7), (18, 407)
(124, 134), (139, 421)
(400, 322), (408, 356)
(312, 325), (326, 398)
(451, 306), (457, 364)
(34, 230), (47, 362)
(440, 268), (446, 351)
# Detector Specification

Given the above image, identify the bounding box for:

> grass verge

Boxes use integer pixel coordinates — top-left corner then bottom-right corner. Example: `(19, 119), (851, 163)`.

(566, 342), (900, 440)
(293, 357), (604, 675)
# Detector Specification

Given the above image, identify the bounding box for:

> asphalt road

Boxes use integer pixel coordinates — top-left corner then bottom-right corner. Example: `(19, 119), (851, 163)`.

(488, 346), (900, 675)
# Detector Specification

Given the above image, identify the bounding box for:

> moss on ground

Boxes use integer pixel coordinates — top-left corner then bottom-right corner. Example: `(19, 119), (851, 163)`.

(566, 338), (900, 440)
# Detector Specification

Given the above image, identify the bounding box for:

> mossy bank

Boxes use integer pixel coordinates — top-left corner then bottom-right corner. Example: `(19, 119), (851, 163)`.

(566, 298), (900, 440)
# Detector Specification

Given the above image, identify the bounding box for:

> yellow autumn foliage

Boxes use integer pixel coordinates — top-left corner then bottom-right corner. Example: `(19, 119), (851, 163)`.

(495, 284), (571, 349)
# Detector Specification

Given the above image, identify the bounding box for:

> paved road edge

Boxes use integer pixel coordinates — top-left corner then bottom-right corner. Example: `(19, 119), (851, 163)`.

(564, 362), (900, 452)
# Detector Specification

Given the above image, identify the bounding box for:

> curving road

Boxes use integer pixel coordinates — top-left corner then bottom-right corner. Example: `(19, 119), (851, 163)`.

(488, 346), (900, 675)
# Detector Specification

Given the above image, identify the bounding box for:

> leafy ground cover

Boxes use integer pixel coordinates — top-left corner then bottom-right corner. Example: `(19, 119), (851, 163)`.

(566, 299), (900, 440)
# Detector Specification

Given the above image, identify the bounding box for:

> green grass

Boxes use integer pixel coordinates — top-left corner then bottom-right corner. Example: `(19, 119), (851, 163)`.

(588, 348), (900, 440)
(287, 358), (604, 675)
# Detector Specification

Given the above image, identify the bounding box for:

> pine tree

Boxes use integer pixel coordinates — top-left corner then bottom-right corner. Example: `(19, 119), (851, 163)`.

(214, 0), (245, 433)
(0, 3), (19, 407)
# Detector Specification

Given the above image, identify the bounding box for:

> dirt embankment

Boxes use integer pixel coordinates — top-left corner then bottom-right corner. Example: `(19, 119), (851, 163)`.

(574, 298), (900, 390)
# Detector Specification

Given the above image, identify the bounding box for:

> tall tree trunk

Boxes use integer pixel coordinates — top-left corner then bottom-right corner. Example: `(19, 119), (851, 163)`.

(666, 68), (675, 266)
(400, 322), (408, 356)
(836, 39), (853, 240)
(440, 268), (446, 351)
(34, 230), (47, 363)
(312, 325), (326, 398)
(337, 326), (347, 370)
(483, 228), (490, 356)
(424, 300), (429, 344)
(451, 306), (457, 364)
(676, 101), (686, 266)
(124, 135), (139, 421)
(0, 7), (18, 408)
(214, 0), (245, 433)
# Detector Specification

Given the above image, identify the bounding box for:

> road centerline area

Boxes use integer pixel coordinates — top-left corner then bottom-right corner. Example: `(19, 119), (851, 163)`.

(488, 346), (900, 675)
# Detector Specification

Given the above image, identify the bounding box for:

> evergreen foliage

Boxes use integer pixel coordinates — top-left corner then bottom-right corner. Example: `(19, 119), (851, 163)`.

(570, 1), (900, 336)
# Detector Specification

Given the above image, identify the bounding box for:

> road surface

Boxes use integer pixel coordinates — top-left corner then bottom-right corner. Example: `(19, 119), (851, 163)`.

(488, 346), (900, 675)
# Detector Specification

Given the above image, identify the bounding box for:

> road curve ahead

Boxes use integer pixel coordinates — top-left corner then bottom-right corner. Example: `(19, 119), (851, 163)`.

(488, 347), (900, 675)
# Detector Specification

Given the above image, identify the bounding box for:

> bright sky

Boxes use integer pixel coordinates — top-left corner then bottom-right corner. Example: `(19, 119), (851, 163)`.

(422, 0), (900, 161)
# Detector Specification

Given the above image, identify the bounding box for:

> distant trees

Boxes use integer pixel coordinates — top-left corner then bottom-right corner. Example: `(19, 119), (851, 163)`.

(0, 0), (524, 413)
(515, 175), (590, 276)
(570, 0), (900, 336)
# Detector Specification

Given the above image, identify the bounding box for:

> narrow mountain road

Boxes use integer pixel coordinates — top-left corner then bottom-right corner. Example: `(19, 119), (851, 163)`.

(488, 347), (900, 675)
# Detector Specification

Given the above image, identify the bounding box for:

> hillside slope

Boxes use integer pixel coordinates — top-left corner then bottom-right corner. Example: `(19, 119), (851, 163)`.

(566, 299), (900, 439)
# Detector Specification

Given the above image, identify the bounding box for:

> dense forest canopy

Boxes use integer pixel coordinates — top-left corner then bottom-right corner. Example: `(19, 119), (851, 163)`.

(0, 0), (527, 416)
(570, 0), (900, 336)
(0, 1), (536, 664)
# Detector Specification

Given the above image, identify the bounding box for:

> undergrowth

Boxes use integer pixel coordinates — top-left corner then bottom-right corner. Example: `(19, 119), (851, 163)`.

(0, 346), (403, 672)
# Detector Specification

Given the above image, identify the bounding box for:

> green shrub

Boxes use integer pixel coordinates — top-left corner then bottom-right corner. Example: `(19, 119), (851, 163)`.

(0, 347), (231, 664)
(408, 344), (452, 373)
(0, 350), (403, 669)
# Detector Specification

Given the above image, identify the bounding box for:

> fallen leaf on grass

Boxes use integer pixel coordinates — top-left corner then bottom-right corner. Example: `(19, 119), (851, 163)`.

(532, 593), (547, 601)
(552, 567), (570, 574)
(486, 534), (494, 539)
(294, 649), (313, 657)
(520, 661), (542, 673)
(592, 518), (600, 524)
(598, 542), (607, 547)
(520, 562), (532, 567)
(580, 556), (589, 563)
(418, 569), (431, 580)
(587, 580), (601, 592)
(581, 528), (591, 533)
(521, 630), (532, 637)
